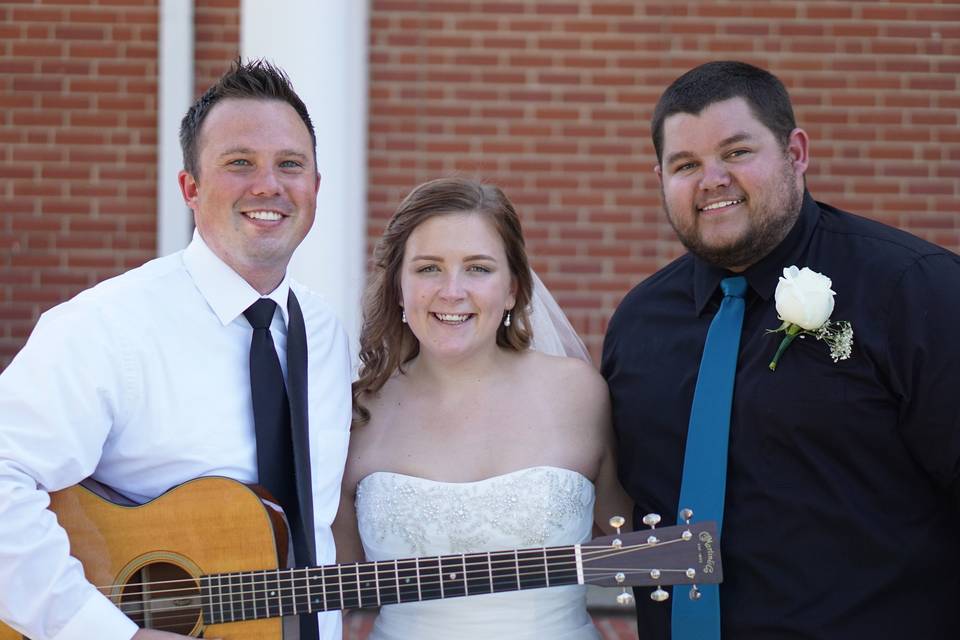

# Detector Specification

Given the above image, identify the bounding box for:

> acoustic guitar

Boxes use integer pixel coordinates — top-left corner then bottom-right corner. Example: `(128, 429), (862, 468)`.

(0, 477), (722, 639)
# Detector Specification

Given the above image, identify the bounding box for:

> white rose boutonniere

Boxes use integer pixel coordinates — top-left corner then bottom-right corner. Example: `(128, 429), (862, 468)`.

(768, 266), (854, 371)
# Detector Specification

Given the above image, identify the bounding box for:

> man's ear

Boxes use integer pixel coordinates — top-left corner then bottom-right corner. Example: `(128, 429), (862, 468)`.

(178, 170), (199, 209)
(786, 128), (810, 178)
(654, 163), (663, 187)
(314, 172), (321, 196)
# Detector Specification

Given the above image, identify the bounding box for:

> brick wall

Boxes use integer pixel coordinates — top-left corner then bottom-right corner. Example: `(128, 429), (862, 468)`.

(1, 0), (160, 366)
(0, 0), (239, 368)
(2, 0), (958, 367)
(195, 0), (240, 97)
(368, 0), (960, 359)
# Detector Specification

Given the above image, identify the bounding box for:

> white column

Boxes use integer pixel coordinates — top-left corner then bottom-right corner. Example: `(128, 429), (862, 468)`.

(157, 0), (194, 256)
(241, 0), (368, 348)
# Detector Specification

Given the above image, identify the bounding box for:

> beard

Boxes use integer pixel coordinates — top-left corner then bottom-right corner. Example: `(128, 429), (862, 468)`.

(663, 157), (804, 270)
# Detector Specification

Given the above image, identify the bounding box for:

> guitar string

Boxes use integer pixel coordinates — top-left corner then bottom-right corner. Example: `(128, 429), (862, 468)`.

(99, 538), (690, 608)
(113, 560), (689, 629)
(114, 571), (692, 626)
(107, 540), (697, 621)
(97, 537), (684, 596)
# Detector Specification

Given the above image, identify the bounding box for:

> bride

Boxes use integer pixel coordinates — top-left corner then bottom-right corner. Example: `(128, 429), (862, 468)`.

(333, 177), (633, 639)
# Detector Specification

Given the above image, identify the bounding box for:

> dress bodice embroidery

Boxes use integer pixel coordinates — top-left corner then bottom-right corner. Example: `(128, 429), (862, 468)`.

(355, 466), (600, 640)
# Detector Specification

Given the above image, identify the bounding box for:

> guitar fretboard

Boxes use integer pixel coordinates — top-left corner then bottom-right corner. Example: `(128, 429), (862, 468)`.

(201, 546), (579, 624)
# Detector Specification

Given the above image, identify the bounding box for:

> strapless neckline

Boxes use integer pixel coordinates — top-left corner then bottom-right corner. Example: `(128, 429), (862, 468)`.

(358, 464), (591, 489)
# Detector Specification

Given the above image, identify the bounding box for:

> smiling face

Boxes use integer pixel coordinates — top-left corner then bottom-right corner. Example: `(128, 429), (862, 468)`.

(178, 98), (320, 293)
(400, 212), (517, 362)
(655, 97), (809, 271)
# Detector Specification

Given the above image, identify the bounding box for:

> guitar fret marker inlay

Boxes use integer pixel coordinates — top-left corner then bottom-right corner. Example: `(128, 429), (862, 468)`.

(438, 556), (445, 599)
(543, 548), (550, 587)
(514, 550), (521, 590)
(395, 559), (401, 603)
(416, 556), (422, 601)
(487, 552), (494, 593)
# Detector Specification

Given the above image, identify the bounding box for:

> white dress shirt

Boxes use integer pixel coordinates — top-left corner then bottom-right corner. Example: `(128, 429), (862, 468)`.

(0, 231), (352, 640)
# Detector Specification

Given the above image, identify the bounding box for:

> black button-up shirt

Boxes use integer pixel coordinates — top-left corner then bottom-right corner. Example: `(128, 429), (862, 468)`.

(602, 192), (960, 639)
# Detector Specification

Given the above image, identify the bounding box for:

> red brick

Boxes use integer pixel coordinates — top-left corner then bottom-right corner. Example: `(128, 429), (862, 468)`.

(478, 2), (525, 15)
(644, 4), (689, 17)
(68, 42), (122, 58)
(505, 19), (553, 33)
(54, 130), (108, 145)
(11, 6), (65, 21)
(807, 5), (853, 19)
(908, 76), (957, 92)
(749, 4), (799, 18)
(70, 112), (122, 128)
(11, 148), (64, 162)
(872, 40), (920, 55)
(779, 23), (823, 37)
(907, 181), (954, 196)
(912, 111), (957, 126)
(832, 24), (879, 37)
(483, 35), (527, 49)
(54, 25), (106, 40)
(67, 78), (122, 94)
(12, 41), (65, 57)
(0, 166), (35, 180)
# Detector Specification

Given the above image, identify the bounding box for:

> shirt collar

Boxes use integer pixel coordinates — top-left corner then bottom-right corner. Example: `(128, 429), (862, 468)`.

(692, 190), (820, 315)
(182, 229), (291, 327)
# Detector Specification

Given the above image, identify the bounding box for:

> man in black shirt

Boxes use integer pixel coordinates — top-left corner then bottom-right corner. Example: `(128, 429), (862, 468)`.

(601, 61), (960, 639)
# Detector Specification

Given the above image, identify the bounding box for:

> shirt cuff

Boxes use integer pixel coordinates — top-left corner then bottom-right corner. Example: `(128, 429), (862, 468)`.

(51, 590), (139, 640)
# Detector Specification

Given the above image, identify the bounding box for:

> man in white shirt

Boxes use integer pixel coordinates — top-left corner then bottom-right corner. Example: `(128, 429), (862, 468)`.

(0, 61), (352, 640)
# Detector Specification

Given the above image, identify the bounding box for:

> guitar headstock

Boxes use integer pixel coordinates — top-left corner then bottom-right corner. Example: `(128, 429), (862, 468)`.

(581, 514), (722, 604)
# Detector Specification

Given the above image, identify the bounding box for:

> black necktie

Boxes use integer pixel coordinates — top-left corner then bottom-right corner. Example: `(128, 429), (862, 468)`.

(244, 294), (318, 639)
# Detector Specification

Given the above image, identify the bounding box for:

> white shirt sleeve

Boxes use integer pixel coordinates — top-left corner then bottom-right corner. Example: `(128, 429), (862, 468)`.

(0, 305), (139, 640)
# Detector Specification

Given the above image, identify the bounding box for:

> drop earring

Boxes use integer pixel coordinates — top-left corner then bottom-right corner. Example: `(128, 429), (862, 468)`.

(401, 309), (407, 324)
(503, 311), (511, 327)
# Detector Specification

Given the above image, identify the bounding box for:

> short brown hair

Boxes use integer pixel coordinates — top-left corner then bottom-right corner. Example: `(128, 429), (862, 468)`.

(179, 58), (316, 178)
(652, 60), (797, 165)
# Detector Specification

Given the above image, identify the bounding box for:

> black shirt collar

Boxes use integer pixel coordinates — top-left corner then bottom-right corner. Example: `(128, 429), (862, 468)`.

(692, 190), (820, 315)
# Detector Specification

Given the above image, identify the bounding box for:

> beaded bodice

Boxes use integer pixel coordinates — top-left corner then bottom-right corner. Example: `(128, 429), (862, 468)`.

(356, 465), (595, 557)
(354, 466), (600, 640)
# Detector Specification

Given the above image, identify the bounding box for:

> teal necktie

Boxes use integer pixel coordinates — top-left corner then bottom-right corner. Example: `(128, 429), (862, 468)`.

(671, 275), (747, 640)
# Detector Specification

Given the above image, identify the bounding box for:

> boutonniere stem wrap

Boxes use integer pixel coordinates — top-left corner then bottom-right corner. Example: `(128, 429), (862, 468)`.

(768, 266), (853, 371)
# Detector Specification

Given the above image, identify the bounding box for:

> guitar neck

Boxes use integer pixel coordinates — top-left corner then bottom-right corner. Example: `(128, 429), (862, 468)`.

(202, 546), (579, 624)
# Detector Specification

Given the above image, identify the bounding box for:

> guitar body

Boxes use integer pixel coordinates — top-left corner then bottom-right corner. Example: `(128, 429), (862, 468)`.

(0, 477), (286, 640)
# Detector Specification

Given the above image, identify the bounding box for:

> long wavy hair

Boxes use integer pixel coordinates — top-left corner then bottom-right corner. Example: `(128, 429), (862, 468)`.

(352, 177), (534, 425)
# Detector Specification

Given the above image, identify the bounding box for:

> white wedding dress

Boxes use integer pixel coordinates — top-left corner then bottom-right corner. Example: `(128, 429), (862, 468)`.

(356, 465), (600, 639)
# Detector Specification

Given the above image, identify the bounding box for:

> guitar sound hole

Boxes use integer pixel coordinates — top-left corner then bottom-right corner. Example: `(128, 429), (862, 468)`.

(119, 561), (201, 635)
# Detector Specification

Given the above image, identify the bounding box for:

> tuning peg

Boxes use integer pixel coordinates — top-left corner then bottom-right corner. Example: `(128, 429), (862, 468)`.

(608, 515), (625, 535)
(650, 587), (669, 602)
(614, 571), (635, 606)
(647, 568), (670, 603)
(679, 508), (694, 541)
(682, 565), (701, 601)
(608, 515), (628, 548)
(642, 513), (661, 544)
